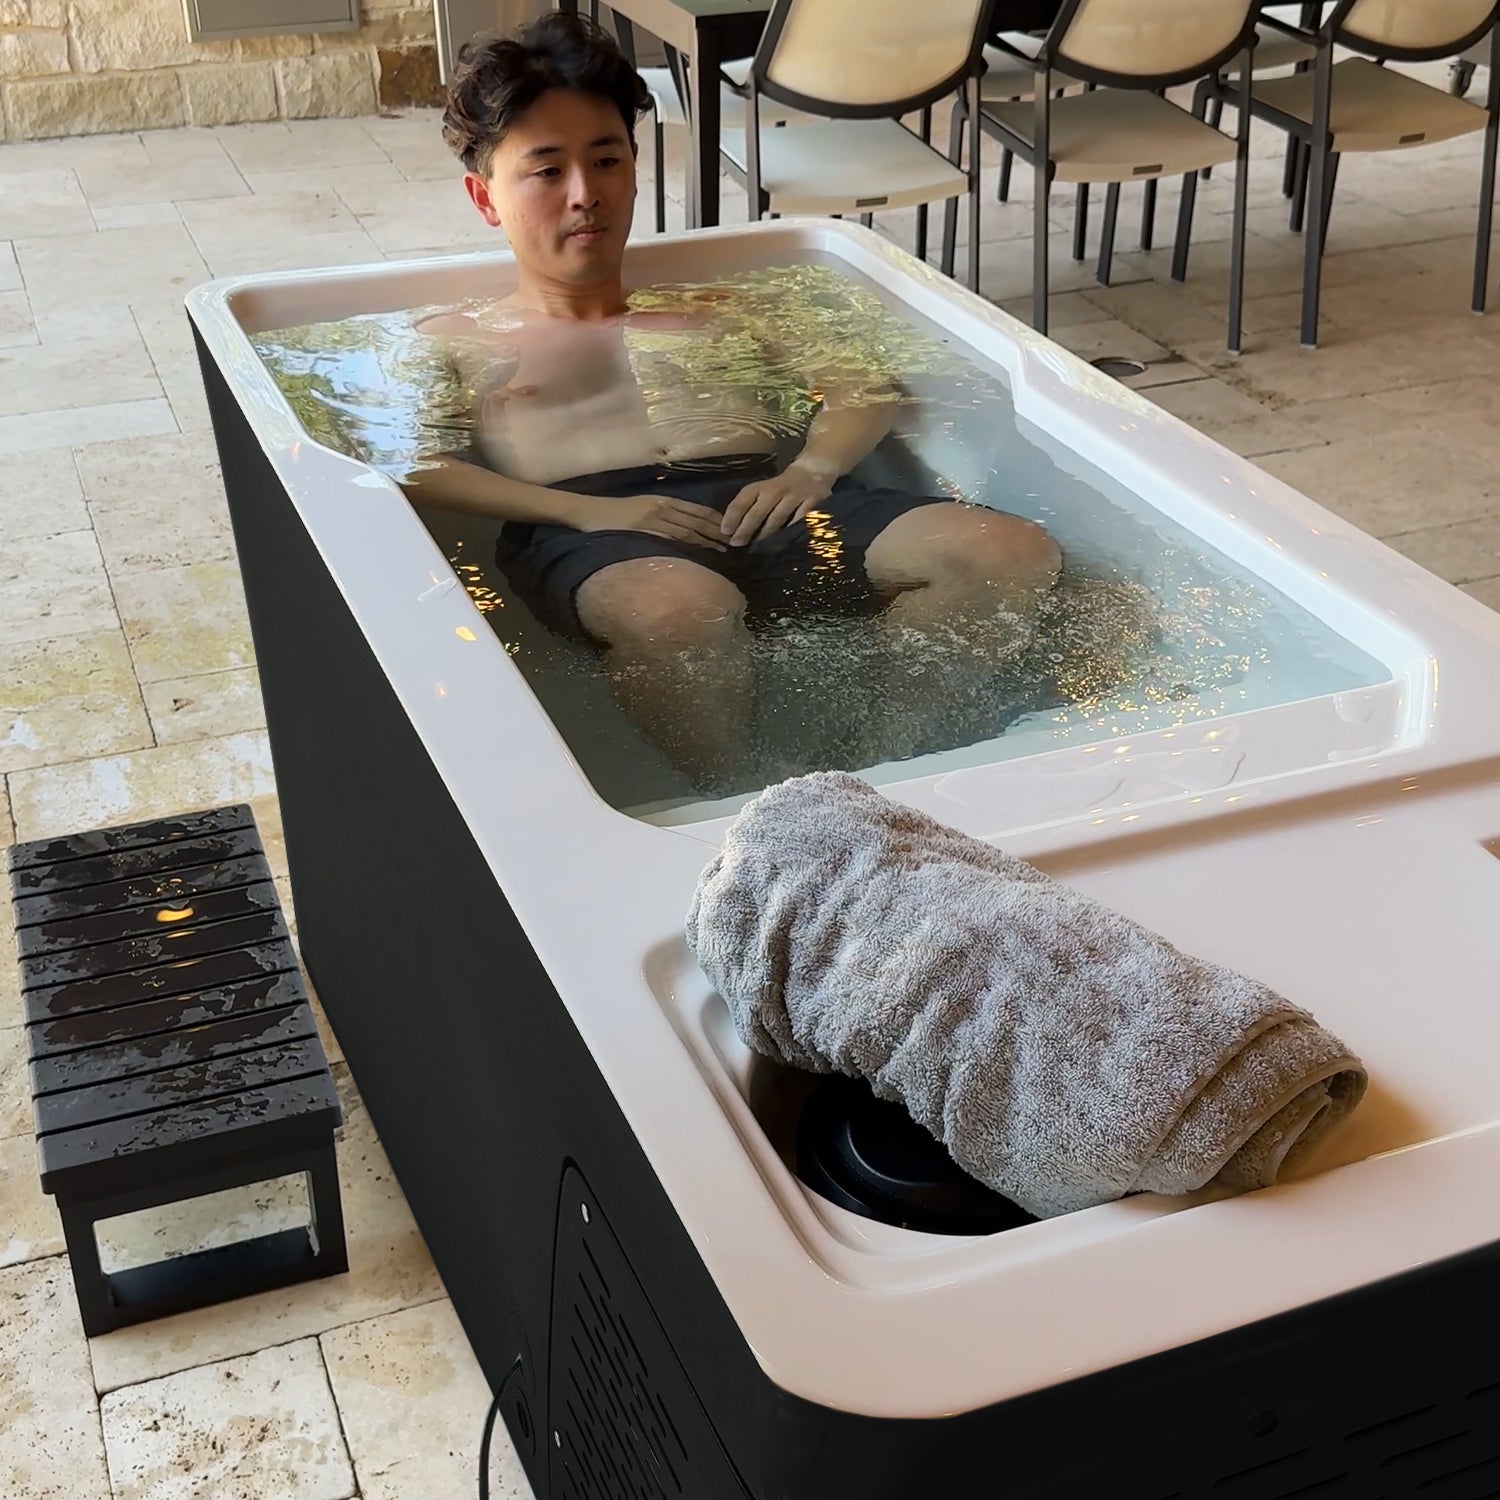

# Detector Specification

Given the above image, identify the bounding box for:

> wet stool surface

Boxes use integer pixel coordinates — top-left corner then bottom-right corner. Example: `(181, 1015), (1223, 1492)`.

(7, 804), (346, 1337)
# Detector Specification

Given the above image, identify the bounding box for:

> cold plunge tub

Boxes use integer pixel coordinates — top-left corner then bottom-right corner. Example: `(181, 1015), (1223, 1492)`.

(188, 222), (1500, 1500)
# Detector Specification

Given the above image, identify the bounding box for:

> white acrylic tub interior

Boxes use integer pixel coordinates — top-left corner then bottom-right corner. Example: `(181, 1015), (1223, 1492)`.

(190, 221), (1500, 1420)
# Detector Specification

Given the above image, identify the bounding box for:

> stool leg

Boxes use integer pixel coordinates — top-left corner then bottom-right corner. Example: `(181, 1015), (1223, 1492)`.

(59, 1202), (115, 1338)
(306, 1141), (348, 1274)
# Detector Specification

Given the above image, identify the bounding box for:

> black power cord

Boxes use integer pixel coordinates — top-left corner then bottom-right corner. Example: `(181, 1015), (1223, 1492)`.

(479, 1356), (527, 1500)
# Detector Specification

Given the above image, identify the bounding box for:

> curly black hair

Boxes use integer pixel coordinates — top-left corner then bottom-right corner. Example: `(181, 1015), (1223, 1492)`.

(441, 13), (652, 178)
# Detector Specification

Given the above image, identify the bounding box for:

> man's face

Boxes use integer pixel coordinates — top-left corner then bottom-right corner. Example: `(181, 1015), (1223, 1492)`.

(465, 87), (637, 286)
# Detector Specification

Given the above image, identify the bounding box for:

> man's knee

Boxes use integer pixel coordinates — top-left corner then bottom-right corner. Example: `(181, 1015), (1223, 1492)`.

(576, 558), (747, 649)
(871, 504), (1062, 594)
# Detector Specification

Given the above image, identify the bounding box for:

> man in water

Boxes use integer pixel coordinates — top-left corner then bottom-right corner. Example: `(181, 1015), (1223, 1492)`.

(404, 13), (1062, 783)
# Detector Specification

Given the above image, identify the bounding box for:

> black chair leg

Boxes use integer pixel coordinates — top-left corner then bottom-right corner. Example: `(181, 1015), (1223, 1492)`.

(1198, 80), (1223, 180)
(999, 147), (1014, 202)
(1171, 166), (1198, 283)
(916, 106), (932, 261)
(1097, 181), (1120, 285)
(654, 114), (666, 234)
(1072, 182), (1089, 260)
(941, 99), (964, 277)
(1035, 161), (1051, 334)
(1290, 141), (1311, 233)
(1140, 176), (1157, 251)
(1320, 150), (1341, 249)
(1301, 142), (1330, 347)
(1476, 97), (1500, 312)
(1228, 50), (1252, 354)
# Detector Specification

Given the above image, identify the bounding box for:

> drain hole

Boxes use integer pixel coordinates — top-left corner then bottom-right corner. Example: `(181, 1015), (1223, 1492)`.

(1090, 356), (1149, 379)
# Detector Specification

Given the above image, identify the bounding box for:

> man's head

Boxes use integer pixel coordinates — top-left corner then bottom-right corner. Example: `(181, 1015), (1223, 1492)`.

(442, 14), (649, 291)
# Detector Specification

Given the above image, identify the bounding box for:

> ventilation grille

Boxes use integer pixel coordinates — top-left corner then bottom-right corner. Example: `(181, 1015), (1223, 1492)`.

(549, 1168), (751, 1500)
(1146, 1370), (1500, 1500)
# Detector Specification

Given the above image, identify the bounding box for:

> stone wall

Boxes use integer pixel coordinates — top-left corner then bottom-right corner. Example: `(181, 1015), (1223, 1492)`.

(0, 0), (443, 141)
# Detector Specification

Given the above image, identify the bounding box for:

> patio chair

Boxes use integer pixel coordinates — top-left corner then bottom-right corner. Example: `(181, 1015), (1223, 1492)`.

(947, 0), (1261, 352)
(591, 5), (810, 234)
(633, 64), (813, 233)
(1208, 0), (1500, 348)
(717, 0), (995, 290)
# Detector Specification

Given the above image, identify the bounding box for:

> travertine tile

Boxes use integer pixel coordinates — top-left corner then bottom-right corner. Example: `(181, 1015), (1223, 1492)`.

(93, 202), (184, 230)
(1120, 238), (1428, 308)
(0, 629), (153, 774)
(0, 239), (21, 292)
(0, 132), (150, 176)
(77, 153), (248, 211)
(75, 429), (233, 574)
(335, 176), (496, 254)
(323, 1300), (534, 1500)
(96, 1172), (311, 1278)
(386, 146), (468, 183)
(0, 169), (95, 241)
(100, 1340), (356, 1500)
(0, 1132), (65, 1270)
(217, 119), (391, 175)
(0, 1023), (29, 1139)
(143, 128), (239, 166)
(245, 161), (406, 197)
(15, 225), (210, 317)
(159, 357), (214, 432)
(6, 730), (275, 843)
(0, 778), (12, 846)
(1048, 319), (1206, 390)
(0, 289), (37, 349)
(0, 881), (16, 1012)
(1075, 276), (1236, 347)
(180, 190), (358, 256)
(996, 289), (1113, 330)
(1182, 317), (1500, 408)
(0, 1258), (112, 1500)
(142, 666), (266, 744)
(130, 296), (199, 366)
(202, 230), (385, 279)
(31, 299), (141, 346)
(1145, 378), (1328, 459)
(0, 531), (118, 645)
(1382, 516), (1500, 585)
(974, 232), (1152, 305)
(0, 398), (177, 458)
(89, 1062), (443, 1392)
(112, 562), (254, 683)
(1257, 431), (1500, 539)
(0, 329), (160, 417)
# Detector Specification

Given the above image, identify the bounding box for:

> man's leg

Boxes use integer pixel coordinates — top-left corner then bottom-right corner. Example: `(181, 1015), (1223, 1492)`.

(865, 501), (1062, 644)
(861, 502), (1063, 752)
(576, 556), (754, 786)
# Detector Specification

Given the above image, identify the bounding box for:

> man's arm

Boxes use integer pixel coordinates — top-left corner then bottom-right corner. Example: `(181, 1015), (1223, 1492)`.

(785, 392), (899, 484)
(399, 454), (598, 525)
(398, 456), (728, 551)
(720, 381), (903, 546)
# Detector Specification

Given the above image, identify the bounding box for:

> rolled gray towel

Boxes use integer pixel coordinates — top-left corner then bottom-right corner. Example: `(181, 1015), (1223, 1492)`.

(685, 771), (1367, 1219)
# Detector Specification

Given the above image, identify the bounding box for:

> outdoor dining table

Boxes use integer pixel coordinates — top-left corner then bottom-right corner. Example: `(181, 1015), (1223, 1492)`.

(554, 0), (1321, 230)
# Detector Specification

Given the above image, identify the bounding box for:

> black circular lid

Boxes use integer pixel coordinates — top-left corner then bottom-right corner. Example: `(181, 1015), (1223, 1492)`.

(795, 1073), (1035, 1236)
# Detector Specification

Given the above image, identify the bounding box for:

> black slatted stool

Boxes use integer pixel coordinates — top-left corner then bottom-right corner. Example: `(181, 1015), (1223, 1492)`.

(6, 804), (347, 1338)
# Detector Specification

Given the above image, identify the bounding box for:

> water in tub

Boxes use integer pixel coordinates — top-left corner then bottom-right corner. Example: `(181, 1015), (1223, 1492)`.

(251, 259), (1386, 818)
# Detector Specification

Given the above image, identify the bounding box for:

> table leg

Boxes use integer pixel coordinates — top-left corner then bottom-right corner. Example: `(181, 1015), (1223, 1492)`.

(689, 23), (723, 228)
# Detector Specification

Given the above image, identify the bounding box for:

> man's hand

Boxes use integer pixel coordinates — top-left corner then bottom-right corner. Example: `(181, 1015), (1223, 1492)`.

(574, 493), (728, 551)
(721, 465), (836, 547)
